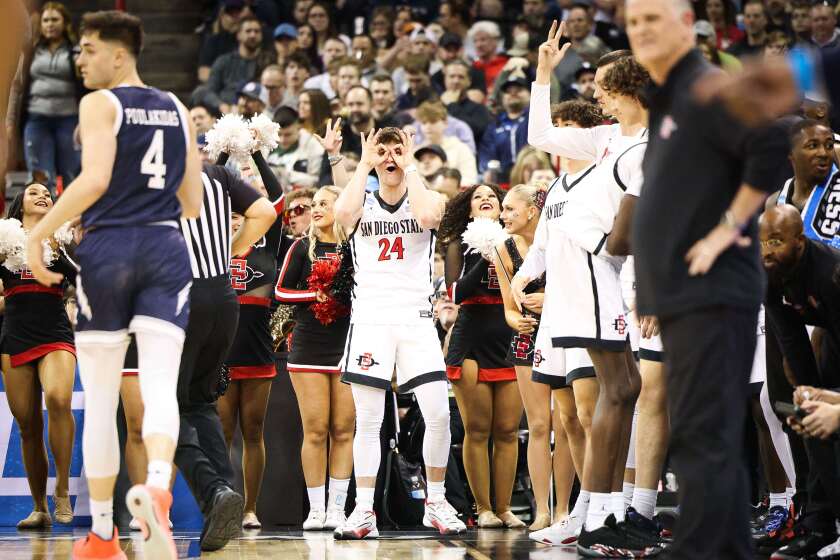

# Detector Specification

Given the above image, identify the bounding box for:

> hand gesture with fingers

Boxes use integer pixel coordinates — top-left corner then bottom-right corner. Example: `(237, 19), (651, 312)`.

(359, 129), (387, 169)
(389, 129), (415, 170)
(314, 118), (343, 156)
(537, 20), (571, 77)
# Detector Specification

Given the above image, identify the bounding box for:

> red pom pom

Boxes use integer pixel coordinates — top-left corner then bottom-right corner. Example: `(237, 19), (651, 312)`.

(307, 258), (350, 325)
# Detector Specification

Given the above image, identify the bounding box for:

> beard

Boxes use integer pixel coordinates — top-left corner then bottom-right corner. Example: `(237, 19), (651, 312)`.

(350, 111), (370, 126)
(506, 99), (526, 114)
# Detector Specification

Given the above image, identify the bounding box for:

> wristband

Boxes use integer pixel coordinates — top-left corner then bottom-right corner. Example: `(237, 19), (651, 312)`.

(328, 154), (344, 166)
(404, 164), (418, 175)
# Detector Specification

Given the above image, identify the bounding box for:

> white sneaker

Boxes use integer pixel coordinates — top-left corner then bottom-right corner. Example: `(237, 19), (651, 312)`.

(333, 506), (378, 540)
(324, 507), (346, 530)
(529, 514), (584, 546)
(303, 508), (326, 531)
(423, 499), (466, 535)
(817, 534), (840, 558)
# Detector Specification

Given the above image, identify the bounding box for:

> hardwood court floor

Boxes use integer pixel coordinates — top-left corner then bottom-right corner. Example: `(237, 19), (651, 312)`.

(0, 527), (579, 559)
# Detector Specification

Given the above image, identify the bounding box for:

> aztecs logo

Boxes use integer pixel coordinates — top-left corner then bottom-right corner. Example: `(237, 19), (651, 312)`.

(613, 314), (627, 335)
(18, 267), (35, 280)
(532, 349), (544, 368)
(230, 258), (264, 291)
(513, 334), (534, 360)
(481, 263), (501, 290)
(356, 353), (380, 371)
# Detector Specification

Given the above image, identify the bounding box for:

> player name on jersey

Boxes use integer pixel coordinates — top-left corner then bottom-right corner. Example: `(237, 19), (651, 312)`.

(123, 107), (180, 127)
(358, 218), (424, 237)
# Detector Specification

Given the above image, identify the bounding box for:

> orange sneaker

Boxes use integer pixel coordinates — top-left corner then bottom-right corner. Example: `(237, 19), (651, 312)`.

(126, 485), (177, 560)
(72, 528), (127, 560)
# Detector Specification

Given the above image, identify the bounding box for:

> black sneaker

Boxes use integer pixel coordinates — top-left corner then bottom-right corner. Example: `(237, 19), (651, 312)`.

(577, 514), (664, 558)
(624, 507), (672, 544)
(770, 529), (838, 560)
(200, 486), (245, 551)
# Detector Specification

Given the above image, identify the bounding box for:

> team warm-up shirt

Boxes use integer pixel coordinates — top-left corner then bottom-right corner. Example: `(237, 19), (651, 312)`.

(82, 86), (189, 229)
(528, 82), (647, 255)
(777, 166), (840, 249)
(348, 191), (436, 324)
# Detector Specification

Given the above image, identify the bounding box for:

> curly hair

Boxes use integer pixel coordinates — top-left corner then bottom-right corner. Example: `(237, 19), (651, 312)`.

(438, 184), (506, 247)
(600, 55), (651, 108)
(551, 100), (604, 128)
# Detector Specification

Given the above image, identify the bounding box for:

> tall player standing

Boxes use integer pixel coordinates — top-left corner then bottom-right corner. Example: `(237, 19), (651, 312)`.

(332, 127), (466, 539)
(25, 11), (202, 560)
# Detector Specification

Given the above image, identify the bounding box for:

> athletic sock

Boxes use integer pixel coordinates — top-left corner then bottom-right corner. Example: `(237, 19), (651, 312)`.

(427, 480), (446, 503)
(328, 478), (350, 510)
(769, 492), (790, 509)
(571, 489), (591, 519)
(611, 491), (626, 522)
(631, 488), (658, 520)
(585, 492), (611, 530)
(623, 482), (635, 509)
(786, 487), (796, 502)
(356, 487), (375, 510)
(146, 460), (172, 490)
(90, 498), (114, 540)
(307, 485), (326, 511)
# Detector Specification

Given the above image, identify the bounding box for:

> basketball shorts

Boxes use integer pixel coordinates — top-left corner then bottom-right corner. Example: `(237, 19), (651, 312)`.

(123, 335), (138, 376)
(530, 324), (595, 389)
(74, 226), (192, 340)
(340, 321), (446, 393)
(749, 306), (766, 394)
(548, 235), (629, 351)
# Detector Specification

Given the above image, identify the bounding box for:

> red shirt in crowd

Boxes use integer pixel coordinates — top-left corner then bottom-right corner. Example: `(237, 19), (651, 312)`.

(473, 55), (509, 96)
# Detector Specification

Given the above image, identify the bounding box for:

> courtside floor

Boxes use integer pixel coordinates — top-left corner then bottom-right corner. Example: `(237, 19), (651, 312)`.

(0, 527), (577, 559)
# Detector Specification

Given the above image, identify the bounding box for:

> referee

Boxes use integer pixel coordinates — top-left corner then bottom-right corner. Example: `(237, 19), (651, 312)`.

(175, 162), (276, 551)
(625, 0), (789, 558)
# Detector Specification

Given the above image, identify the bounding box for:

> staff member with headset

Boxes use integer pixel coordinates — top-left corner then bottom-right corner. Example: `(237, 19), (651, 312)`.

(174, 159), (276, 552)
(625, 0), (789, 557)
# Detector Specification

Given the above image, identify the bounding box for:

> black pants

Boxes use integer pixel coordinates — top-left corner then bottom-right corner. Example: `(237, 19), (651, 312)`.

(173, 275), (239, 513)
(660, 306), (757, 560)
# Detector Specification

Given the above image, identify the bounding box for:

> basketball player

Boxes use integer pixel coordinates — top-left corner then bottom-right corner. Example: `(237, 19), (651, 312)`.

(25, 11), (202, 560)
(514, 25), (660, 556)
(332, 127), (466, 539)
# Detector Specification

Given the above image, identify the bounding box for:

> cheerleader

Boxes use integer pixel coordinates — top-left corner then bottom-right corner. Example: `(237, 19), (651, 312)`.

(440, 184), (525, 528)
(0, 183), (76, 527)
(274, 185), (354, 531)
(217, 149), (285, 530)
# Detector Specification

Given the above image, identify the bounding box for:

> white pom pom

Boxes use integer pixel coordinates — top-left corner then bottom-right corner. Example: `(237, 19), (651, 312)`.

(461, 217), (509, 260)
(54, 221), (75, 246)
(249, 114), (279, 155)
(204, 114), (254, 166)
(0, 219), (26, 272)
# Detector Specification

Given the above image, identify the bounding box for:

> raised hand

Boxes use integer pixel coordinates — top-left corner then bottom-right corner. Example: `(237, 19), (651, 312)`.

(537, 20), (571, 81)
(359, 129), (387, 169)
(314, 117), (343, 156)
(389, 129), (416, 170)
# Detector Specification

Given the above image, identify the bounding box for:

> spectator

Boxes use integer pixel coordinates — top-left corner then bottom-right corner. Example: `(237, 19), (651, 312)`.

(491, 37), (562, 107)
(339, 85), (394, 157)
(694, 20), (742, 73)
(469, 21), (508, 97)
(267, 106), (324, 191)
(282, 51), (311, 110)
(727, 0), (769, 59)
(701, 0), (744, 49)
(415, 100), (477, 185)
(561, 63), (597, 101)
(478, 75), (530, 184)
(22, 1), (81, 187)
(194, 16), (273, 113)
(369, 74), (401, 123)
(553, 4), (610, 88)
(298, 88), (331, 137)
(586, 0), (631, 50)
(765, 0), (793, 33)
(302, 36), (348, 98)
(432, 167), (462, 200)
(292, 0), (314, 26)
(351, 34), (380, 85)
(236, 81), (268, 119)
(393, 26), (442, 95)
(698, 40), (724, 67)
(396, 55), (437, 111)
(260, 64), (285, 119)
(307, 1), (346, 54)
(811, 2), (840, 49)
(432, 32), (487, 104)
(272, 23), (298, 68)
(392, 6), (414, 41)
(509, 146), (552, 187)
(296, 23), (322, 73)
(197, 0), (252, 83)
(439, 60), (493, 144)
(369, 6), (396, 50)
(335, 57), (362, 102)
(411, 112), (476, 153)
(520, 0), (553, 37)
(189, 103), (219, 137)
(791, 1), (813, 47)
(764, 30), (792, 58)
(415, 144), (448, 185)
(438, 1), (471, 38)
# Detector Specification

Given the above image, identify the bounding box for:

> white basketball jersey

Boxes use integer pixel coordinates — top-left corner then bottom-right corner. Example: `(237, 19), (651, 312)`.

(349, 191), (435, 324)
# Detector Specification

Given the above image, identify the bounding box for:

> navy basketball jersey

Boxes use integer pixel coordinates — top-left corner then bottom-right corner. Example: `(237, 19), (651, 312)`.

(82, 86), (189, 229)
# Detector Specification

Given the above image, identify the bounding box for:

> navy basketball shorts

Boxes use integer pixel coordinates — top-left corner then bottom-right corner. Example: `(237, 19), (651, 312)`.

(74, 225), (192, 339)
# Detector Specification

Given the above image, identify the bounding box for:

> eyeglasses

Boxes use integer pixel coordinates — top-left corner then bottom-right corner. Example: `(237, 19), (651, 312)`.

(283, 204), (311, 220)
(760, 239), (784, 249)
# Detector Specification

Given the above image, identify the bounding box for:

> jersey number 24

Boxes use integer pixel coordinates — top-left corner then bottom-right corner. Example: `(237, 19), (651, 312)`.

(377, 237), (405, 261)
(141, 129), (167, 189)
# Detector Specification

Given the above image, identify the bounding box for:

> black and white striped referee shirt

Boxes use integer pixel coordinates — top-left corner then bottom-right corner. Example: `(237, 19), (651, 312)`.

(179, 164), (262, 280)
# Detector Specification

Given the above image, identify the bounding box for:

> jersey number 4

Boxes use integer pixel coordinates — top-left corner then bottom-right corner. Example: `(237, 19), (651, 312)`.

(141, 129), (167, 189)
(377, 237), (405, 261)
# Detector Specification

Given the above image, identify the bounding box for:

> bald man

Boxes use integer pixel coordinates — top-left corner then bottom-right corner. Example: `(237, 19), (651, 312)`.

(761, 205), (840, 557)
